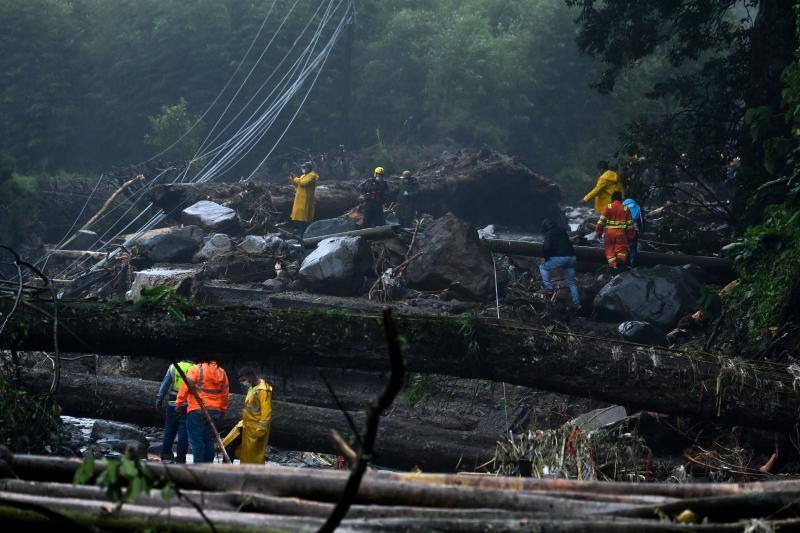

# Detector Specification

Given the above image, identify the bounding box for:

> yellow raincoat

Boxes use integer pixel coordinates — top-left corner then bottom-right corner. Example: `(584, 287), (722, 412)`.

(290, 171), (320, 222)
(239, 379), (272, 464)
(583, 170), (625, 213)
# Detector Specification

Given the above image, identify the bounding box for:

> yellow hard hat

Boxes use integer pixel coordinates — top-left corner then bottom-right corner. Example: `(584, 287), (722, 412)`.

(374, 166), (385, 176)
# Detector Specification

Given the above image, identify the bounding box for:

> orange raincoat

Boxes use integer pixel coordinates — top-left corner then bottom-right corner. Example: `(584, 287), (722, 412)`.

(595, 201), (635, 268)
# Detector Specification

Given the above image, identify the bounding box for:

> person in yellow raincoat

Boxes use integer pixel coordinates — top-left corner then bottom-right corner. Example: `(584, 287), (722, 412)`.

(289, 161), (320, 225)
(234, 367), (272, 464)
(581, 160), (624, 213)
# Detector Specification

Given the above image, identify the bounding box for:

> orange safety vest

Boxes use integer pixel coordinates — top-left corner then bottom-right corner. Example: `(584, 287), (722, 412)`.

(175, 362), (230, 414)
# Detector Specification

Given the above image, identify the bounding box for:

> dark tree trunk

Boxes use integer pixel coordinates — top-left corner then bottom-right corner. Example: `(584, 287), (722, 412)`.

(3, 300), (797, 432)
(21, 370), (494, 472)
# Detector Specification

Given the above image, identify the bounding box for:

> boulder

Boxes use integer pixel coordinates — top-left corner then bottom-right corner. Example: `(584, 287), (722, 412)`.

(204, 251), (276, 283)
(593, 265), (702, 330)
(405, 213), (494, 301)
(263, 278), (287, 292)
(303, 218), (358, 240)
(181, 200), (238, 231)
(617, 321), (669, 347)
(136, 226), (204, 263)
(126, 266), (199, 301)
(239, 235), (269, 254)
(89, 420), (149, 459)
(193, 233), (233, 262)
(299, 236), (373, 296)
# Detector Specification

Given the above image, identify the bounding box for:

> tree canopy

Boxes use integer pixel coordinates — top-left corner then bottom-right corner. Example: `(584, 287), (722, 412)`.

(0, 0), (659, 180)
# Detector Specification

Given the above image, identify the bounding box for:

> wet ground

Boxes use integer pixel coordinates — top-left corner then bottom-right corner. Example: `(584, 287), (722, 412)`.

(61, 415), (338, 469)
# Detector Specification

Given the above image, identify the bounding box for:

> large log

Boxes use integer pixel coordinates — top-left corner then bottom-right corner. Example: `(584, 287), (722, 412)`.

(20, 370), (494, 472)
(3, 299), (797, 431)
(483, 239), (734, 278)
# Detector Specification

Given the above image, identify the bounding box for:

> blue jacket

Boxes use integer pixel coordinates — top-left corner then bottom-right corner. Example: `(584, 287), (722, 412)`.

(622, 199), (644, 233)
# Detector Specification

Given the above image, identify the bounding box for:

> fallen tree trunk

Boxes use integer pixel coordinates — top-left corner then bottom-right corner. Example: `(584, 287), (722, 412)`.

(3, 300), (797, 431)
(483, 239), (734, 278)
(20, 370), (494, 472)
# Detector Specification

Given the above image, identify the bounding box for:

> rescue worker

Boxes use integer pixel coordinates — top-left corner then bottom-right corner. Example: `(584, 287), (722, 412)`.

(595, 191), (636, 272)
(289, 162), (320, 230)
(236, 367), (272, 464)
(359, 166), (388, 227)
(621, 197), (644, 267)
(397, 170), (419, 227)
(154, 360), (194, 463)
(175, 358), (230, 464)
(538, 218), (580, 306)
(581, 160), (625, 213)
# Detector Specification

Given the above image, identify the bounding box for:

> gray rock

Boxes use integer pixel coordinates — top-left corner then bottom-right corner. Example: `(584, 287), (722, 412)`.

(126, 265), (199, 301)
(193, 233), (233, 262)
(136, 226), (205, 263)
(288, 279), (304, 291)
(617, 321), (669, 346)
(299, 236), (373, 296)
(181, 200), (238, 230)
(90, 420), (148, 447)
(593, 265), (702, 330)
(239, 235), (269, 254)
(303, 218), (358, 240)
(88, 439), (148, 459)
(263, 278), (287, 292)
(204, 251), (276, 282)
(405, 213), (494, 301)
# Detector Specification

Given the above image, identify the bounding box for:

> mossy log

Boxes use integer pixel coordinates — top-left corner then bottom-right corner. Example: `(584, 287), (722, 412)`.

(2, 299), (798, 431)
(20, 370), (493, 472)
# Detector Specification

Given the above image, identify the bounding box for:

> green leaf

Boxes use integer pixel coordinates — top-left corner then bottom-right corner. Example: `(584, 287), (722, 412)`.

(72, 453), (95, 485)
(161, 484), (175, 501)
(120, 456), (138, 478)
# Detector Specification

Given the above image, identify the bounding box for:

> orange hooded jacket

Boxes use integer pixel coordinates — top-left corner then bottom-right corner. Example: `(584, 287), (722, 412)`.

(175, 361), (230, 414)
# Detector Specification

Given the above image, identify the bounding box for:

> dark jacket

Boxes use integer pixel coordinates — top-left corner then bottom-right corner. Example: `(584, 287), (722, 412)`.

(541, 219), (575, 260)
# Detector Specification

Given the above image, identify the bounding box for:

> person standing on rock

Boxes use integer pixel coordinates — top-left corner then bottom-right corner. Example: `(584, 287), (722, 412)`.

(236, 367), (273, 464)
(359, 166), (388, 227)
(289, 162), (320, 230)
(538, 218), (580, 306)
(155, 360), (194, 463)
(175, 359), (230, 463)
(397, 170), (420, 227)
(595, 191), (636, 272)
(580, 160), (625, 213)
(622, 196), (644, 267)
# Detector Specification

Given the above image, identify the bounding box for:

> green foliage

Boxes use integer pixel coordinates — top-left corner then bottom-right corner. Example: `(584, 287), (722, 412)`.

(566, 0), (797, 216)
(0, 0), (660, 181)
(74, 453), (174, 504)
(726, 4), (800, 351)
(404, 373), (431, 408)
(0, 372), (61, 453)
(134, 285), (191, 321)
(144, 98), (204, 161)
(0, 173), (40, 247)
(455, 310), (481, 355)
